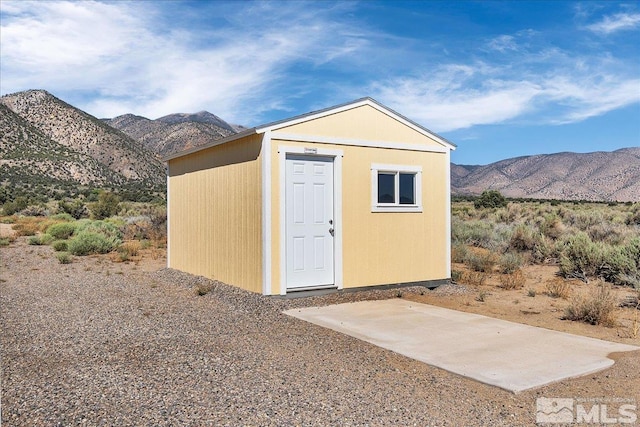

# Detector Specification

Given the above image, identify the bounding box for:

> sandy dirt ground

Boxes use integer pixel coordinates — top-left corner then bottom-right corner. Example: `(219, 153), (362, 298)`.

(2, 237), (639, 425)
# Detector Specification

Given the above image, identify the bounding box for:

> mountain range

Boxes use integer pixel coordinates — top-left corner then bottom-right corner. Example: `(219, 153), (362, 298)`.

(452, 148), (640, 202)
(103, 111), (242, 157)
(0, 89), (638, 203)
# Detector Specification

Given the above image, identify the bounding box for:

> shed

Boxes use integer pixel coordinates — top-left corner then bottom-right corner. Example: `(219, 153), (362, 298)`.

(165, 98), (456, 296)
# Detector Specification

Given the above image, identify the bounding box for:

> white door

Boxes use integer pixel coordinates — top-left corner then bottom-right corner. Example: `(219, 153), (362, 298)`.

(285, 155), (335, 290)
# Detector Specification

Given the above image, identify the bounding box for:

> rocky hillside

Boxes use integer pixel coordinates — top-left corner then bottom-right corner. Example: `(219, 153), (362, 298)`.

(1, 90), (164, 182)
(0, 104), (126, 195)
(452, 148), (640, 202)
(105, 111), (237, 157)
(0, 90), (165, 200)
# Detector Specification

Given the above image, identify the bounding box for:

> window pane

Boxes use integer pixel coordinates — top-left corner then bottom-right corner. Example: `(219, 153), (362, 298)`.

(399, 173), (415, 204)
(378, 173), (395, 203)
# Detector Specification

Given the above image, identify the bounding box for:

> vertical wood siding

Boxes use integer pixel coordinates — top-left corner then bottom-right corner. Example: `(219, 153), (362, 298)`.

(271, 140), (448, 292)
(168, 135), (263, 293)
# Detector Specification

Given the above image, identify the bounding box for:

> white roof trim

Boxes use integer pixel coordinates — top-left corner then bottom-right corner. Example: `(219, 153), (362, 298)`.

(271, 132), (447, 153)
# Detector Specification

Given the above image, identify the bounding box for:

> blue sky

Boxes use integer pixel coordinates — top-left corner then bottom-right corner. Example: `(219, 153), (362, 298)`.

(1, 1), (638, 164)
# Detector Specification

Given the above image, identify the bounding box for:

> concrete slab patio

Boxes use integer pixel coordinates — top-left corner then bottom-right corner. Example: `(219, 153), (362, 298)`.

(284, 299), (639, 393)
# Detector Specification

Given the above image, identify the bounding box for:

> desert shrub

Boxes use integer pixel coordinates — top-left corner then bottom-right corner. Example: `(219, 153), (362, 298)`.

(20, 205), (47, 217)
(588, 222), (625, 245)
(28, 234), (54, 245)
(58, 199), (87, 219)
(545, 278), (572, 299)
(464, 250), (497, 272)
(539, 213), (564, 239)
(68, 232), (120, 255)
(75, 220), (123, 242)
(599, 246), (636, 285)
(558, 232), (604, 279)
(27, 236), (42, 245)
(452, 219), (507, 251)
(509, 224), (539, 252)
(451, 243), (469, 263)
(55, 252), (72, 264)
(89, 191), (121, 220)
(531, 235), (559, 264)
(495, 202), (523, 223)
(52, 240), (69, 252)
(2, 197), (28, 216)
(51, 213), (74, 221)
(46, 222), (77, 240)
(499, 252), (524, 273)
(626, 203), (640, 225)
(564, 283), (617, 326)
(499, 269), (526, 290)
(474, 190), (507, 209)
(0, 236), (14, 246)
(527, 288), (537, 297)
(567, 209), (603, 231)
(145, 205), (167, 241)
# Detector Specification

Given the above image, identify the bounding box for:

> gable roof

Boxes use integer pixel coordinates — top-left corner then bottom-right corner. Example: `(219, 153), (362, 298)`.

(163, 97), (456, 161)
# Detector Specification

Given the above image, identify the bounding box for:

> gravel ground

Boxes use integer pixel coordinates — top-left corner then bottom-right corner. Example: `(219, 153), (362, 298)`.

(0, 237), (616, 426)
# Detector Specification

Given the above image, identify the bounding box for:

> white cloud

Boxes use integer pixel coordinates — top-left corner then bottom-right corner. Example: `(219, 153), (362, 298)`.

(370, 64), (542, 132)
(486, 35), (518, 53)
(544, 75), (640, 123)
(587, 12), (640, 34)
(0, 0), (367, 123)
(369, 56), (640, 132)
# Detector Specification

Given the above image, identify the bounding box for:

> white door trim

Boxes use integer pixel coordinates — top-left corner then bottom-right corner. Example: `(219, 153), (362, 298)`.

(278, 145), (343, 295)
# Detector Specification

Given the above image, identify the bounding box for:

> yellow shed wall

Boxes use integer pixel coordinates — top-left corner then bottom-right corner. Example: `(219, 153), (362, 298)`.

(270, 140), (448, 293)
(278, 104), (444, 148)
(167, 134), (263, 293)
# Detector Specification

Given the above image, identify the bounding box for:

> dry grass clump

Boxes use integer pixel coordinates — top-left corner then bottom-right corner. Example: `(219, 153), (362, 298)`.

(12, 219), (40, 236)
(462, 271), (487, 286)
(499, 269), (526, 290)
(120, 240), (141, 257)
(545, 278), (572, 299)
(564, 282), (618, 327)
(114, 240), (142, 262)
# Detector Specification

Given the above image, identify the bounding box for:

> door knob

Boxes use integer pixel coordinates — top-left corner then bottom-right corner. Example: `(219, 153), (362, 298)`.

(329, 227), (334, 236)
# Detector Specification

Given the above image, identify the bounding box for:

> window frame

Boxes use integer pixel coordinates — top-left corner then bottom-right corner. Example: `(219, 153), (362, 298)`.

(371, 163), (422, 212)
